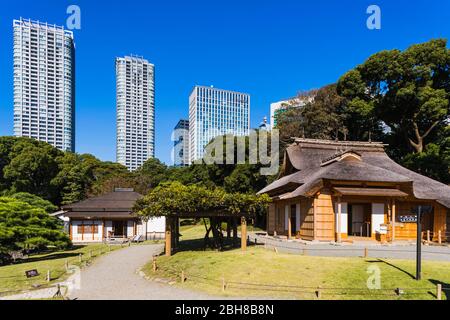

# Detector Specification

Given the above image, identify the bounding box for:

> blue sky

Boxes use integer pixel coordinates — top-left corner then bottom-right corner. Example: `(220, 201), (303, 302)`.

(0, 0), (449, 164)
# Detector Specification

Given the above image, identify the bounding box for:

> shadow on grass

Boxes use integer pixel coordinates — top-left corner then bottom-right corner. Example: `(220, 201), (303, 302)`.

(12, 245), (89, 265)
(366, 259), (416, 279)
(173, 237), (250, 254)
(429, 279), (449, 300)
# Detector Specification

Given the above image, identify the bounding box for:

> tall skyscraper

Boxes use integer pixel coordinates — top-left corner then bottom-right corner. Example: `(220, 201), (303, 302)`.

(13, 18), (75, 151)
(116, 55), (155, 171)
(173, 119), (190, 167)
(189, 86), (250, 162)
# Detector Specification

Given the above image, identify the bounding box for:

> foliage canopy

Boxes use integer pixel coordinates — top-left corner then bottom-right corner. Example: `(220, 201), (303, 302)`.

(134, 181), (271, 218)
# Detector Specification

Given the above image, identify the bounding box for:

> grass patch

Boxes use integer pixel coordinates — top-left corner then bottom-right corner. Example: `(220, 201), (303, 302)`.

(0, 243), (123, 295)
(143, 225), (450, 300)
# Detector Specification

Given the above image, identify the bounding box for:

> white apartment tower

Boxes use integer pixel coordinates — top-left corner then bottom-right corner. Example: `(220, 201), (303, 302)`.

(116, 55), (155, 171)
(13, 18), (75, 151)
(189, 86), (250, 162)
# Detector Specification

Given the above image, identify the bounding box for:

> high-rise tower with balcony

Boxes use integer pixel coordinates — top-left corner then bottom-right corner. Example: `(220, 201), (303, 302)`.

(116, 55), (155, 171)
(13, 18), (75, 151)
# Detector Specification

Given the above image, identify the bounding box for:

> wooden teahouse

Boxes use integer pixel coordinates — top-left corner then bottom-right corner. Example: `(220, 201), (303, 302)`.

(259, 139), (450, 243)
(63, 188), (165, 243)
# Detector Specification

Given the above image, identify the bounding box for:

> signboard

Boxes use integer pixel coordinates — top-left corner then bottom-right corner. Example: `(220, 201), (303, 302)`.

(399, 206), (432, 223)
(399, 215), (417, 223)
(25, 269), (39, 278)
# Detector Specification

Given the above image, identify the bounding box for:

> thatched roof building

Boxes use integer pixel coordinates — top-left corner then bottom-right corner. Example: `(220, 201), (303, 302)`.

(259, 139), (449, 242)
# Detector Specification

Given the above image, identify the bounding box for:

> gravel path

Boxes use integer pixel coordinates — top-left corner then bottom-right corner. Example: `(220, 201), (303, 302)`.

(68, 244), (213, 300)
(250, 234), (450, 262)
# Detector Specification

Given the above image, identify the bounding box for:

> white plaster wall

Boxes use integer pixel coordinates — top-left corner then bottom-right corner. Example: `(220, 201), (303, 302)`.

(335, 203), (348, 234)
(70, 220), (103, 242)
(372, 203), (385, 234)
(146, 216), (166, 233)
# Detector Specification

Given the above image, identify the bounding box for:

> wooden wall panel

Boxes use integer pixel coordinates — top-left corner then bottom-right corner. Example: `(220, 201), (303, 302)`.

(267, 203), (276, 234)
(395, 202), (417, 239)
(433, 204), (447, 242)
(315, 190), (335, 241)
(300, 199), (314, 240)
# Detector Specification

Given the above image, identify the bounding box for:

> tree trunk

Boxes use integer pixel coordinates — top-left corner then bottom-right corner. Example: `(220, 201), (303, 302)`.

(408, 120), (440, 153)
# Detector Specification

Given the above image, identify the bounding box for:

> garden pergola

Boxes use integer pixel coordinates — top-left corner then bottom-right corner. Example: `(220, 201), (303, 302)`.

(133, 182), (271, 257)
(163, 212), (252, 256)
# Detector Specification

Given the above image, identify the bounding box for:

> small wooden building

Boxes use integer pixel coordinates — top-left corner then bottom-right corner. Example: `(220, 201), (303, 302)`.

(62, 188), (165, 243)
(259, 139), (450, 242)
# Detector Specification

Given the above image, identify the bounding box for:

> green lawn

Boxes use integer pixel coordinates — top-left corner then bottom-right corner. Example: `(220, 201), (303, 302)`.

(143, 224), (450, 300)
(0, 243), (123, 296)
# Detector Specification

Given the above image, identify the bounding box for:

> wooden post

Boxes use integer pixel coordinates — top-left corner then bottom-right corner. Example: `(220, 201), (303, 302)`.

(177, 217), (180, 247)
(47, 270), (51, 282)
(241, 217), (247, 251)
(364, 247), (368, 258)
(152, 256), (157, 272)
(392, 199), (396, 242)
(287, 212), (292, 240)
(337, 198), (342, 243)
(226, 218), (231, 239)
(65, 260), (69, 271)
(79, 253), (82, 263)
(427, 230), (431, 244)
(222, 276), (226, 292)
(165, 217), (172, 256)
(438, 230), (442, 244)
(181, 270), (185, 283)
(436, 283), (442, 300)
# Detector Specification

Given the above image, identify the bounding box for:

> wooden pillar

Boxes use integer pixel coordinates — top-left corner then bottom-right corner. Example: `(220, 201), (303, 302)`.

(69, 220), (72, 240)
(171, 218), (176, 249)
(92, 221), (95, 241)
(313, 197), (318, 240)
(81, 221), (84, 241)
(165, 217), (172, 256)
(175, 217), (180, 248)
(241, 216), (247, 251)
(337, 198), (342, 243)
(233, 217), (238, 247)
(226, 218), (231, 239)
(392, 199), (396, 242)
(102, 219), (105, 240)
(287, 211), (292, 239)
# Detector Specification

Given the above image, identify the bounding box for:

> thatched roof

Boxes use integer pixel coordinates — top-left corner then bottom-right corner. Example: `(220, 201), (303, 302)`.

(259, 138), (450, 209)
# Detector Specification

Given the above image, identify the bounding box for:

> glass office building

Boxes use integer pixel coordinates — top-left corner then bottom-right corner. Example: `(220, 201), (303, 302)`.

(13, 18), (75, 151)
(189, 86), (250, 162)
(173, 119), (190, 167)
